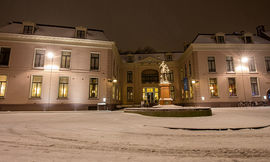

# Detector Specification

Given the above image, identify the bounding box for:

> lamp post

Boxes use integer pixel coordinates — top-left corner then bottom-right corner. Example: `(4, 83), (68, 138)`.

(240, 56), (248, 104)
(47, 52), (54, 111)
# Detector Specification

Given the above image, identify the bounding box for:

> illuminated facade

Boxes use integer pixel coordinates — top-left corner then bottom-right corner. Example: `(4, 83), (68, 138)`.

(178, 31), (270, 106)
(0, 21), (121, 110)
(0, 21), (270, 110)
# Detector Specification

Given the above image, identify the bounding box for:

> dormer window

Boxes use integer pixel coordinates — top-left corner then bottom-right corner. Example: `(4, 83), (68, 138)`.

(127, 55), (134, 63)
(243, 33), (253, 44)
(165, 54), (172, 61)
(75, 27), (87, 39)
(22, 22), (35, 35)
(215, 33), (225, 43)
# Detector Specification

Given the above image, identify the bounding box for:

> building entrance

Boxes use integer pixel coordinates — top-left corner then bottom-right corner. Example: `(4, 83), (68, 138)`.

(142, 88), (159, 106)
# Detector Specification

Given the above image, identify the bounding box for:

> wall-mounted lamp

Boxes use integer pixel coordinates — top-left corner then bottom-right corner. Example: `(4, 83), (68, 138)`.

(263, 96), (267, 100)
(47, 52), (54, 59)
(192, 80), (199, 84)
(201, 96), (205, 101)
(241, 57), (248, 63)
(112, 79), (117, 83)
(103, 98), (106, 102)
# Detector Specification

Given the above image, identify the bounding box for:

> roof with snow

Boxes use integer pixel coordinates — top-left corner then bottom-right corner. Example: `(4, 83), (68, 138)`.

(192, 33), (270, 44)
(263, 31), (270, 38)
(0, 21), (109, 41)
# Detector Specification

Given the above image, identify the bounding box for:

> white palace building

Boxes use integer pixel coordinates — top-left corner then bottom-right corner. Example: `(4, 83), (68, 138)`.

(0, 21), (269, 110)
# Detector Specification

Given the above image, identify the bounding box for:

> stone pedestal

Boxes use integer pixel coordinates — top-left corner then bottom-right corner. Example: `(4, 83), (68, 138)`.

(159, 83), (173, 105)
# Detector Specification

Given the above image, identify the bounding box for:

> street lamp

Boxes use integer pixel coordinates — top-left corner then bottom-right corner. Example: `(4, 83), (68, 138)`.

(240, 56), (248, 103)
(47, 52), (54, 111)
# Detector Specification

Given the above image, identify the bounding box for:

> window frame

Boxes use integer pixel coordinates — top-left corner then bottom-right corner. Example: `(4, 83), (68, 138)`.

(0, 47), (11, 67)
(89, 78), (99, 99)
(209, 78), (219, 97)
(265, 56), (270, 73)
(168, 70), (174, 83)
(250, 77), (260, 97)
(127, 71), (133, 83)
(228, 77), (237, 97)
(23, 25), (34, 34)
(33, 48), (45, 69)
(165, 55), (173, 61)
(76, 30), (86, 39)
(58, 76), (69, 99)
(90, 53), (100, 71)
(248, 56), (257, 73)
(226, 56), (235, 73)
(208, 56), (216, 73)
(30, 75), (43, 99)
(0, 74), (8, 98)
(127, 87), (133, 102)
(60, 50), (71, 70)
(216, 36), (225, 43)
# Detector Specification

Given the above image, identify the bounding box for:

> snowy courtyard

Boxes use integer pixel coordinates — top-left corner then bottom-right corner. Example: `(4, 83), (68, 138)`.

(0, 107), (270, 162)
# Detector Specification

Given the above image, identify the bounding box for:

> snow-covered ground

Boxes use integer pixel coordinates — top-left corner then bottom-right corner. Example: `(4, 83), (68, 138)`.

(0, 107), (270, 162)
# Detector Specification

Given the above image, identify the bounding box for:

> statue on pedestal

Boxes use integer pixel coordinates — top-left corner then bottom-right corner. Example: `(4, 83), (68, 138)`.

(159, 61), (170, 84)
(159, 61), (172, 105)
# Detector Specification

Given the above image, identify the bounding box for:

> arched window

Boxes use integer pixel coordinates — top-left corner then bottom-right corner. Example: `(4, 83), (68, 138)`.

(141, 70), (159, 83)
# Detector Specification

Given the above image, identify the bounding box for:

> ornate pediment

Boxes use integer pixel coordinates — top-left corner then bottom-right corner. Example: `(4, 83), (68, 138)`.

(138, 56), (161, 65)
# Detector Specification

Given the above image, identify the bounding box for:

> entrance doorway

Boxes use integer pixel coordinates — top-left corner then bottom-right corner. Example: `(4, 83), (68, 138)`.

(142, 87), (159, 106)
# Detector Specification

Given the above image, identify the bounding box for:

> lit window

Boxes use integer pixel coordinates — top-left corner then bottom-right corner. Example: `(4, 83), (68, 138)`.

(34, 49), (45, 68)
(265, 56), (270, 72)
(250, 77), (259, 96)
(76, 30), (86, 39)
(0, 47), (11, 66)
(23, 25), (34, 34)
(127, 87), (133, 101)
(90, 53), (99, 70)
(189, 80), (193, 99)
(226, 56), (234, 72)
(31, 76), (42, 98)
(228, 78), (237, 96)
(209, 78), (218, 97)
(127, 71), (133, 83)
(0, 75), (7, 97)
(89, 78), (98, 98)
(248, 57), (256, 72)
(58, 77), (69, 98)
(60, 51), (71, 69)
(208, 57), (216, 72)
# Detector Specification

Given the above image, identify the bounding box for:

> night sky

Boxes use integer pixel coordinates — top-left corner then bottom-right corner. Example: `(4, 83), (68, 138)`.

(0, 0), (269, 51)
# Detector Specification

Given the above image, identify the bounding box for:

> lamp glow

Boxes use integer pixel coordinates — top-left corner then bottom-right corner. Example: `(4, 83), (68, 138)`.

(192, 80), (196, 84)
(103, 98), (106, 102)
(47, 52), (54, 59)
(241, 57), (248, 63)
(112, 79), (117, 83)
(201, 96), (205, 101)
(264, 96), (267, 100)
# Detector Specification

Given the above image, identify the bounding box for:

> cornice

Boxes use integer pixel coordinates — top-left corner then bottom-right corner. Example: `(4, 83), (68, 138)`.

(0, 33), (114, 49)
(191, 43), (270, 51)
